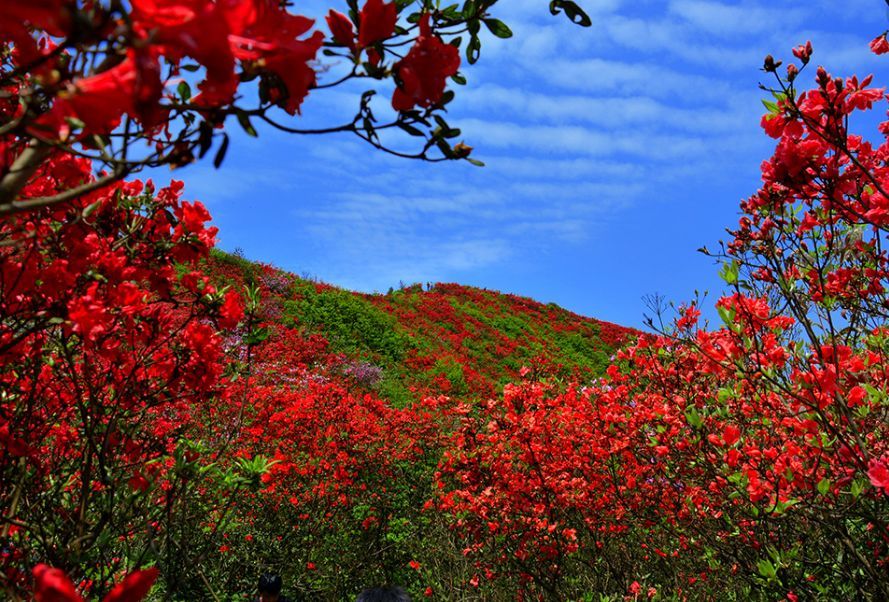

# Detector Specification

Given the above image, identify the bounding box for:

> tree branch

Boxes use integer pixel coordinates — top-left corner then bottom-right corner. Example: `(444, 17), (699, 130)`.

(0, 140), (52, 207)
(0, 170), (127, 217)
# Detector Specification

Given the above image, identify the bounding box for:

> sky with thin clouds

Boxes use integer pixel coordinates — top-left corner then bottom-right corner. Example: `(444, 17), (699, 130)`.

(166, 0), (889, 329)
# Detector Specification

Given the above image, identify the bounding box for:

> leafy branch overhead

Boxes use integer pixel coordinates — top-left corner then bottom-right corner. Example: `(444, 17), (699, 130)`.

(0, 0), (592, 215)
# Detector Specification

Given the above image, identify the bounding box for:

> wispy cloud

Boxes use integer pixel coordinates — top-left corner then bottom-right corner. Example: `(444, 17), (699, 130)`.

(197, 0), (885, 326)
(668, 1), (804, 36)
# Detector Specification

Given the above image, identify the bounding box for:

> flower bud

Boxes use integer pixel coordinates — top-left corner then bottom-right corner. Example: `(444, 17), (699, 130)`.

(453, 142), (473, 158)
(792, 41), (812, 64)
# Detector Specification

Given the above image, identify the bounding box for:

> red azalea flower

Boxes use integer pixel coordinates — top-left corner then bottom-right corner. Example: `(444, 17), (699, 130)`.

(132, 0), (238, 105)
(177, 201), (212, 232)
(33, 564), (81, 602)
(1, 1), (69, 70)
(47, 49), (164, 136)
(870, 33), (889, 55)
(792, 41), (812, 63)
(326, 10), (356, 50)
(391, 14), (460, 111)
(1, 0), (71, 36)
(868, 460), (889, 491)
(219, 289), (244, 328)
(225, 0), (324, 114)
(358, 0), (397, 48)
(723, 424), (741, 446)
(103, 568), (159, 602)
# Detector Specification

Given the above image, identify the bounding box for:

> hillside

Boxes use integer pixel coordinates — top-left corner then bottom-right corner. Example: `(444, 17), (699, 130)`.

(207, 249), (638, 405)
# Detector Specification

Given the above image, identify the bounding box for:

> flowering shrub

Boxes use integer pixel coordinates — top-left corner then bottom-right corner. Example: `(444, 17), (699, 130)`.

(0, 2), (593, 595)
(5, 1), (889, 600)
(432, 40), (889, 599)
(0, 151), (241, 596)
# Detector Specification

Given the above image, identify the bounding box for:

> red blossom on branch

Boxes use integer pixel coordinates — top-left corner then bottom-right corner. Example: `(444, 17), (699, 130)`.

(870, 33), (889, 55)
(358, 0), (397, 48)
(392, 14), (460, 111)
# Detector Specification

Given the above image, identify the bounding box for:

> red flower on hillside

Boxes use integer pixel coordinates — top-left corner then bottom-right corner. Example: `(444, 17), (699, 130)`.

(392, 14), (460, 111)
(218, 289), (245, 328)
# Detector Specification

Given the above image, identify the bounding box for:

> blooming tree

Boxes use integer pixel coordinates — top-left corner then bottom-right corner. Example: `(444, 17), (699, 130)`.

(0, 0), (593, 598)
(0, 0), (592, 216)
(433, 39), (889, 599)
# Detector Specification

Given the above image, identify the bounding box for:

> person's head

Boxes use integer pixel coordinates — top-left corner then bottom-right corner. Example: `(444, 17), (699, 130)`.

(258, 573), (283, 602)
(355, 586), (412, 602)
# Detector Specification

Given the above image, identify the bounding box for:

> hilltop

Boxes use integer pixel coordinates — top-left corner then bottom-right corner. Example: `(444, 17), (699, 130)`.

(206, 249), (638, 405)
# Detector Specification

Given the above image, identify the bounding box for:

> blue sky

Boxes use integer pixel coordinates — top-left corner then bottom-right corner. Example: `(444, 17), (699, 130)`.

(167, 0), (888, 330)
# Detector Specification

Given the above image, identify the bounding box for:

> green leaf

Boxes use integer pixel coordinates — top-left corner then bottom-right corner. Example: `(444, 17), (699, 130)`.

(236, 110), (258, 137)
(466, 35), (481, 64)
(817, 478), (830, 495)
(850, 478), (866, 498)
(685, 406), (703, 429)
(213, 134), (230, 168)
(716, 304), (736, 328)
(756, 558), (777, 579)
(483, 18), (513, 38)
(244, 326), (270, 346)
(177, 81), (192, 102)
(719, 260), (739, 285)
(198, 120), (213, 158)
(549, 0), (592, 27)
(398, 122), (426, 137)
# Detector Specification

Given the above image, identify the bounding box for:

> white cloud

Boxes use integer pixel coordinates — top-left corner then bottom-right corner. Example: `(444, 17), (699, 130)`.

(668, 1), (804, 36)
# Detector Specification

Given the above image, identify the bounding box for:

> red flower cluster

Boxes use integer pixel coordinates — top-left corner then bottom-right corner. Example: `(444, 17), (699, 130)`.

(326, 0), (397, 53)
(34, 565), (158, 602)
(31, 0), (325, 138)
(0, 150), (245, 595)
(392, 15), (461, 111)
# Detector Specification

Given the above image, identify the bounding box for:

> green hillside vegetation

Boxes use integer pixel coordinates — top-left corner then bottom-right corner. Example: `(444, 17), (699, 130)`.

(208, 249), (638, 405)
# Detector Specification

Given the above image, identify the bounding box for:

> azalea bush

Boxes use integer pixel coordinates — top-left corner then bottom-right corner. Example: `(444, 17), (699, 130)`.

(0, 148), (246, 596)
(6, 0), (889, 599)
(433, 39), (889, 600)
(0, 0), (594, 598)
